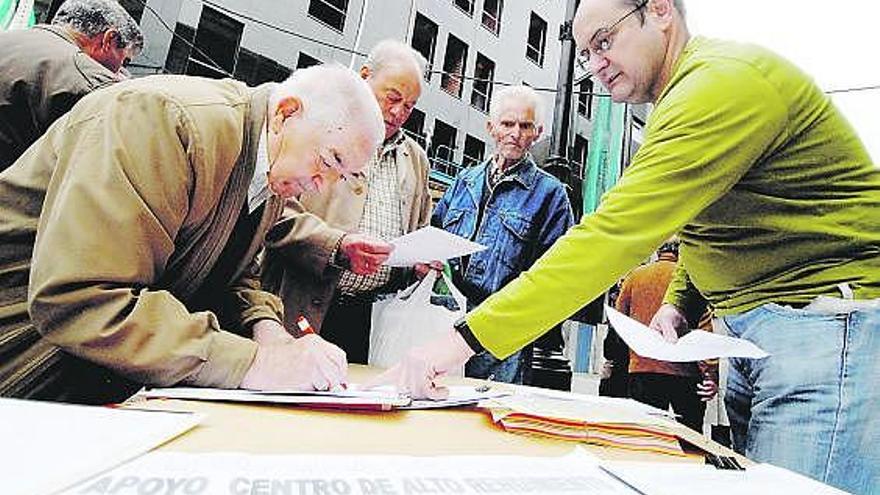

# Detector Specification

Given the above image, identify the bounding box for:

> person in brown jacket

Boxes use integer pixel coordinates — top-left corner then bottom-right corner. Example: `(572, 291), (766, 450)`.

(615, 239), (718, 432)
(0, 64), (384, 404)
(263, 40), (432, 364)
(0, 0), (143, 172)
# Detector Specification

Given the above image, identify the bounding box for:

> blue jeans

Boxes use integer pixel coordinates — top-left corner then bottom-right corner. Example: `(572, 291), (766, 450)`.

(721, 302), (880, 494)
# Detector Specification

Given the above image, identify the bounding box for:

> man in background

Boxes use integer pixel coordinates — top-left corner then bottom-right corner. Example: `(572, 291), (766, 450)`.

(0, 0), (143, 171)
(616, 240), (717, 431)
(431, 85), (574, 383)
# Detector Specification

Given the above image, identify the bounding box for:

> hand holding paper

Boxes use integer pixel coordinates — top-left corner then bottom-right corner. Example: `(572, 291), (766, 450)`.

(605, 305), (769, 361)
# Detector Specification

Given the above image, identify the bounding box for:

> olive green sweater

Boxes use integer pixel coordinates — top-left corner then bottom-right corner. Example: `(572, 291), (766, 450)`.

(468, 37), (880, 359)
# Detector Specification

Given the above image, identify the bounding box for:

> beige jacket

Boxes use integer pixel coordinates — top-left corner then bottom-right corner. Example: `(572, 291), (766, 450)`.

(0, 76), (284, 403)
(263, 135), (431, 331)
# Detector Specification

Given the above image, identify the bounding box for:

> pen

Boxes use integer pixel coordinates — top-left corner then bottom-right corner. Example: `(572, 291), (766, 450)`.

(295, 315), (316, 336)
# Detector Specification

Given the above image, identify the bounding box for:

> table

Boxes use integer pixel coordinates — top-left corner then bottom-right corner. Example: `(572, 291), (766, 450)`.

(129, 366), (745, 464)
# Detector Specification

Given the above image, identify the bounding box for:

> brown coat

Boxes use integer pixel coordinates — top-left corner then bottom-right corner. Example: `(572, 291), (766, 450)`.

(0, 75), (284, 403)
(0, 25), (117, 171)
(262, 136), (431, 331)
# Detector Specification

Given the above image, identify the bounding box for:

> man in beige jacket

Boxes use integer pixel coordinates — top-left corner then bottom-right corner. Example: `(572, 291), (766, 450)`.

(0, 64), (383, 404)
(263, 40), (432, 364)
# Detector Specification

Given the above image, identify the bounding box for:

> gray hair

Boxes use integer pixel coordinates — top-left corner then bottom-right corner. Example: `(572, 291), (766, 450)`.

(53, 0), (144, 52)
(363, 39), (427, 88)
(489, 85), (545, 128)
(623, 0), (686, 19)
(271, 64), (384, 151)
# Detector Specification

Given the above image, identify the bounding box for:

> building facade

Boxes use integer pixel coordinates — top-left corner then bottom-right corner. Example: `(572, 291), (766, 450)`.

(123, 0), (601, 199)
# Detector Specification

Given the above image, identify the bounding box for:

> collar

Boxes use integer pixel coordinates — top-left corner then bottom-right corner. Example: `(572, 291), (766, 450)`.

(34, 24), (88, 53)
(488, 153), (539, 189)
(247, 129), (271, 213)
(378, 130), (407, 159)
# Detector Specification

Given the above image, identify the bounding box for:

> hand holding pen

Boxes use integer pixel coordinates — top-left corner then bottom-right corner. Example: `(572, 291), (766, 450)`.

(241, 316), (348, 392)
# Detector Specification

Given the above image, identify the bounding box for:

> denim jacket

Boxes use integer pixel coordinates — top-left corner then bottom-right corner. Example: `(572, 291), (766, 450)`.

(432, 156), (574, 306)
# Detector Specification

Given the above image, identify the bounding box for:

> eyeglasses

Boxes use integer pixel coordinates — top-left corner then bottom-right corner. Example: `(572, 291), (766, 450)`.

(319, 150), (366, 195)
(576, 0), (648, 72)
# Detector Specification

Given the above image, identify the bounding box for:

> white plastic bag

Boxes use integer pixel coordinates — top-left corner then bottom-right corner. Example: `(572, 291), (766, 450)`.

(368, 270), (467, 373)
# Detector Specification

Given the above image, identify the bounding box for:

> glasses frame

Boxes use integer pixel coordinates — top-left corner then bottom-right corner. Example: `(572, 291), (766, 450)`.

(576, 0), (648, 72)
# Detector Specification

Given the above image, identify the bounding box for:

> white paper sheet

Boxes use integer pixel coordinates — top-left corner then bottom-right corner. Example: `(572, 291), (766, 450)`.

(601, 461), (850, 495)
(386, 226), (486, 266)
(139, 385), (506, 410)
(64, 449), (636, 495)
(139, 386), (410, 410)
(605, 305), (769, 362)
(1, 397), (202, 495)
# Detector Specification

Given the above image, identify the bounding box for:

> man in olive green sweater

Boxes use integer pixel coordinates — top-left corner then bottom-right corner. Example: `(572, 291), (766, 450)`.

(377, 1), (880, 493)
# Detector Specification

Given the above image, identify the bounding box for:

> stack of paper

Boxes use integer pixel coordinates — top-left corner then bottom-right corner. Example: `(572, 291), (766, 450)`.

(480, 392), (686, 457)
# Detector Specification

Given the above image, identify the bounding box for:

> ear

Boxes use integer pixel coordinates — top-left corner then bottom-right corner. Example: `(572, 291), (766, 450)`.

(359, 65), (371, 81)
(101, 29), (119, 50)
(271, 96), (302, 132)
(534, 124), (544, 139)
(648, 0), (675, 25)
(486, 119), (494, 135)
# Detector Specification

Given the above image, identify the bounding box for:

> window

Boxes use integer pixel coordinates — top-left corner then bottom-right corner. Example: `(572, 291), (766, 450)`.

(577, 78), (594, 119)
(117, 0), (144, 23)
(572, 134), (589, 178)
(296, 52), (322, 69)
(186, 6), (243, 78)
(452, 0), (474, 16)
(308, 0), (348, 32)
(164, 23), (195, 74)
(470, 53), (494, 113)
(234, 48), (292, 85)
(411, 13), (438, 82)
(402, 108), (427, 149)
(430, 119), (459, 177)
(463, 135), (485, 168)
(481, 0), (503, 35)
(441, 34), (468, 98)
(526, 12), (547, 66)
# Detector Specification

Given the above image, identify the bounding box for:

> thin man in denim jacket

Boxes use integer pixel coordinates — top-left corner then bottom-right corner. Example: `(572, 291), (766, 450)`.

(431, 85), (574, 383)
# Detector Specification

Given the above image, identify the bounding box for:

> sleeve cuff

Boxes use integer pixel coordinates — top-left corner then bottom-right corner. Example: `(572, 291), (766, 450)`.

(183, 330), (258, 388)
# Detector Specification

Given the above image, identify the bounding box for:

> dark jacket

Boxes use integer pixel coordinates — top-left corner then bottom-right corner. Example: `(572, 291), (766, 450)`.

(0, 25), (116, 171)
(432, 156), (574, 307)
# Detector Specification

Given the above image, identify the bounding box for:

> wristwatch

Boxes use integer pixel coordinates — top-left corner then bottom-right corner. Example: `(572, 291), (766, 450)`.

(453, 317), (484, 354)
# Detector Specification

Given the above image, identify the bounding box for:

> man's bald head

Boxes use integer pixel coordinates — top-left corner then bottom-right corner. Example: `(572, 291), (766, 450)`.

(361, 40), (426, 140)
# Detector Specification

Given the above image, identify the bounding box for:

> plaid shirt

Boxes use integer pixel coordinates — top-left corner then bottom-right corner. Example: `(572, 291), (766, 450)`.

(336, 132), (406, 296)
(487, 153), (530, 191)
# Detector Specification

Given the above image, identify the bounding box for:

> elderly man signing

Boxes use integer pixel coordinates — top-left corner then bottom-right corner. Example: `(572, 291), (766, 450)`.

(0, 0), (144, 172)
(263, 40), (432, 364)
(0, 65), (384, 404)
(431, 85), (573, 384)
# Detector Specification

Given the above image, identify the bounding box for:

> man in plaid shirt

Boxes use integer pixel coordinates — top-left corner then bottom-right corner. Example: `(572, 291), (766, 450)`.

(263, 40), (432, 364)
